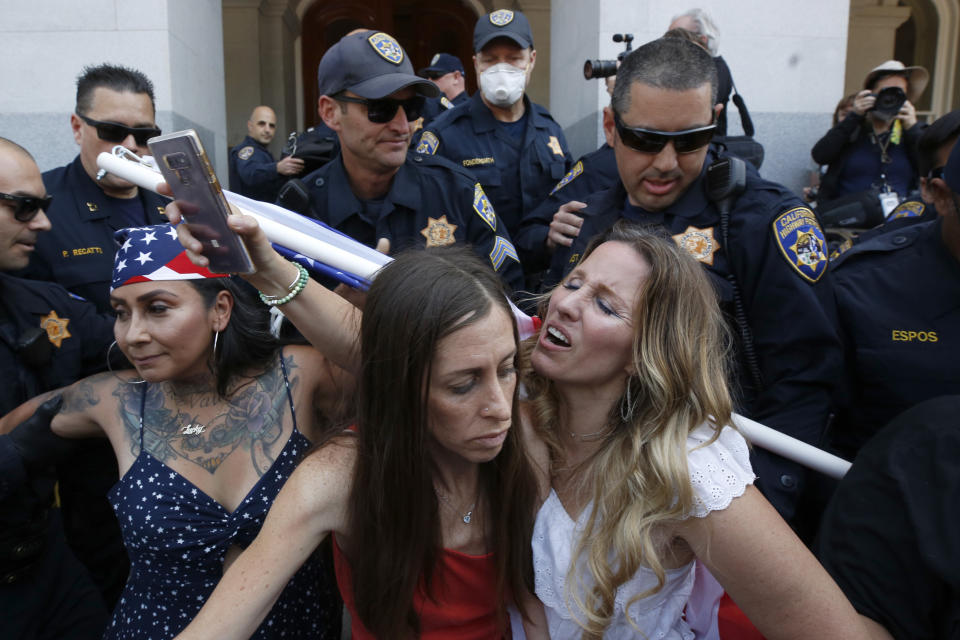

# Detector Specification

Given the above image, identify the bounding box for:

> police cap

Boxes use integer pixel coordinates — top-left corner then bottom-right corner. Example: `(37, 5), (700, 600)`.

(474, 9), (534, 52)
(418, 53), (465, 77)
(317, 30), (440, 99)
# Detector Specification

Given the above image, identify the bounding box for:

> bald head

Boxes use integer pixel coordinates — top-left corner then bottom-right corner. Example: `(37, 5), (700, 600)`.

(0, 137), (36, 164)
(247, 106), (278, 145)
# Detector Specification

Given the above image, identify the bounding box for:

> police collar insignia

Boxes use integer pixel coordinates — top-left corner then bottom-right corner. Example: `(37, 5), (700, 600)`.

(473, 183), (497, 231)
(772, 207), (828, 283)
(237, 146), (254, 160)
(490, 9), (515, 26)
(550, 160), (583, 195)
(40, 310), (71, 348)
(111, 224), (229, 291)
(368, 32), (404, 65)
(672, 225), (719, 266)
(420, 215), (458, 247)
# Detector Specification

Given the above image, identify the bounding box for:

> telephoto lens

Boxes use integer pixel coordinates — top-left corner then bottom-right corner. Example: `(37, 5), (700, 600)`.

(871, 86), (907, 119)
(583, 59), (618, 80)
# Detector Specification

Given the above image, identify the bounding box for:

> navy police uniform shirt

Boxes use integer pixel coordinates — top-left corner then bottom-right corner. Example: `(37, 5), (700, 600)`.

(229, 135), (284, 203)
(516, 143), (619, 271)
(830, 218), (960, 459)
(419, 90), (469, 131)
(550, 151), (843, 523)
(16, 156), (168, 313)
(416, 93), (572, 264)
(301, 152), (523, 292)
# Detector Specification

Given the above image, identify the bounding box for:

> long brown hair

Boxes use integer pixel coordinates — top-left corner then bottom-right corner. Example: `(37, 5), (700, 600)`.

(523, 221), (734, 637)
(346, 246), (537, 637)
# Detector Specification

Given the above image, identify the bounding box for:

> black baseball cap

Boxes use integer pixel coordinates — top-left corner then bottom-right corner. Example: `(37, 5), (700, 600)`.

(945, 136), (960, 193)
(473, 9), (534, 52)
(418, 53), (465, 78)
(317, 30), (439, 99)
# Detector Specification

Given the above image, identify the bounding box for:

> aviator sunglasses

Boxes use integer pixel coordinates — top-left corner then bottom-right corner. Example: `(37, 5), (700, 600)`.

(334, 94), (426, 124)
(76, 113), (162, 146)
(613, 112), (716, 154)
(0, 192), (53, 222)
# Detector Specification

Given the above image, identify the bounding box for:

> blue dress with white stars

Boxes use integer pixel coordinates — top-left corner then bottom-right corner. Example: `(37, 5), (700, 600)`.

(103, 357), (340, 639)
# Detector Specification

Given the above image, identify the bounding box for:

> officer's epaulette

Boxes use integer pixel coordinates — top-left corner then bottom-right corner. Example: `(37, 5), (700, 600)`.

(408, 151), (476, 183)
(830, 220), (931, 271)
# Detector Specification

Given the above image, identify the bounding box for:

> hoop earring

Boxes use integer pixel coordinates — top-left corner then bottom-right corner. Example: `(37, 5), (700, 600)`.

(619, 377), (636, 424)
(107, 340), (145, 384)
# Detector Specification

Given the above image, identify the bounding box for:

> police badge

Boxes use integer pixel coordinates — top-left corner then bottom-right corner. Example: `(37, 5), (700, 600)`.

(473, 183), (497, 231)
(772, 207), (828, 283)
(40, 310), (71, 348)
(490, 10), (515, 26)
(671, 226), (720, 266)
(421, 215), (458, 247)
(367, 32), (404, 64)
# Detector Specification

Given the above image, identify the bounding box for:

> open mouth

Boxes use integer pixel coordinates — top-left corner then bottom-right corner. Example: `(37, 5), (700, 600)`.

(545, 325), (570, 346)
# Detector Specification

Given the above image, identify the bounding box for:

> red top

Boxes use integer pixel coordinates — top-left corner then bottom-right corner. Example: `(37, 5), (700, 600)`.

(332, 534), (506, 639)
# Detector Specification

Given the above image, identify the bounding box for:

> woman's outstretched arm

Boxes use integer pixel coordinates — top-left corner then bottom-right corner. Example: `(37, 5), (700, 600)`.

(175, 439), (355, 640)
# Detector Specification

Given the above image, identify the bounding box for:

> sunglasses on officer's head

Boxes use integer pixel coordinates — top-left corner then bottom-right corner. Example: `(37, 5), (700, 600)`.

(0, 192), (53, 222)
(334, 94), (426, 124)
(76, 113), (162, 146)
(613, 112), (716, 154)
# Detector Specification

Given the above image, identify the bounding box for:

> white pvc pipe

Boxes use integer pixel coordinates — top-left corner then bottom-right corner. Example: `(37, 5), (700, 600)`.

(732, 414), (851, 479)
(96, 152), (166, 192)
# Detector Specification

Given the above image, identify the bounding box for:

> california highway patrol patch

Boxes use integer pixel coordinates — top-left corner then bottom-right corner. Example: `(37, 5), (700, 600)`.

(237, 146), (254, 160)
(421, 215), (457, 247)
(367, 32), (404, 64)
(473, 183), (497, 231)
(672, 225), (719, 266)
(888, 200), (925, 221)
(440, 96), (453, 109)
(416, 131), (439, 155)
(550, 160), (583, 195)
(772, 207), (828, 283)
(489, 236), (518, 270)
(490, 9), (514, 26)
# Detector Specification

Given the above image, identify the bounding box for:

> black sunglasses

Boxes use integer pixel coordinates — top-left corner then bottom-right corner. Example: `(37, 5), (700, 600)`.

(334, 94), (426, 124)
(0, 192), (53, 222)
(76, 113), (161, 146)
(613, 112), (716, 154)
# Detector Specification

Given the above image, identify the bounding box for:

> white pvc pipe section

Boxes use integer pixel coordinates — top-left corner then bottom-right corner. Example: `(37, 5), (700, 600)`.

(732, 414), (852, 479)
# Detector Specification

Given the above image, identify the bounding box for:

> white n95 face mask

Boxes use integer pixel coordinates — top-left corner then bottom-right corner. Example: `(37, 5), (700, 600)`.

(479, 63), (527, 108)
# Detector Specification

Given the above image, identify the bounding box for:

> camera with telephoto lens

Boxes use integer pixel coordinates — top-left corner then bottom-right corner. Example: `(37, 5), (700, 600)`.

(870, 86), (907, 119)
(583, 33), (634, 80)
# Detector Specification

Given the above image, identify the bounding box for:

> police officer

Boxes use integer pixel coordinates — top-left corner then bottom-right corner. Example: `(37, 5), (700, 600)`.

(550, 38), (843, 526)
(828, 126), (960, 460)
(417, 53), (470, 129)
(229, 105), (304, 202)
(417, 10), (572, 273)
(0, 137), (116, 638)
(300, 30), (523, 292)
(17, 64), (168, 313)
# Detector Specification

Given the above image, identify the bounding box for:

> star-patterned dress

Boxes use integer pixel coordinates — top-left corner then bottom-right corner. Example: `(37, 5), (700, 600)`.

(103, 357), (341, 639)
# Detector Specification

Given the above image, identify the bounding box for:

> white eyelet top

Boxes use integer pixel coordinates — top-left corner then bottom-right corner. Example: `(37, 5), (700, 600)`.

(532, 423), (754, 639)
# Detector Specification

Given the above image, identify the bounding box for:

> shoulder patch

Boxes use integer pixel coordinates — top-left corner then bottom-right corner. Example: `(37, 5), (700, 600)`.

(237, 146), (254, 160)
(440, 96), (454, 110)
(549, 160), (583, 195)
(417, 131), (439, 155)
(829, 237), (853, 261)
(473, 183), (497, 231)
(421, 215), (457, 247)
(888, 200), (925, 221)
(772, 207), (828, 283)
(489, 236), (519, 270)
(672, 226), (720, 266)
(489, 9), (514, 26)
(367, 32), (404, 64)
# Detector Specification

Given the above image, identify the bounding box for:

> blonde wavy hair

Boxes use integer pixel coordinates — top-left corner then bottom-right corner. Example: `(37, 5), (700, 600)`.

(521, 221), (734, 638)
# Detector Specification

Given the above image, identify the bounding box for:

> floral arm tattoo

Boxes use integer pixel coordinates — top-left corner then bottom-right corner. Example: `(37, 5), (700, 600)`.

(115, 354), (299, 476)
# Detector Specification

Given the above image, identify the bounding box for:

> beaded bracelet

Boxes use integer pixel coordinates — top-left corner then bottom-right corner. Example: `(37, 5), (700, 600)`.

(258, 263), (309, 307)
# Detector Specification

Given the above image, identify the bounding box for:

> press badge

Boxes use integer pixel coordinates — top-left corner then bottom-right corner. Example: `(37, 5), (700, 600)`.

(879, 191), (899, 218)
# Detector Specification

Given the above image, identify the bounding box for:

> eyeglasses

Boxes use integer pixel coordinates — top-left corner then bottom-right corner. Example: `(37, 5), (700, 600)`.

(76, 113), (161, 146)
(613, 112), (716, 154)
(0, 192), (53, 222)
(334, 94), (426, 123)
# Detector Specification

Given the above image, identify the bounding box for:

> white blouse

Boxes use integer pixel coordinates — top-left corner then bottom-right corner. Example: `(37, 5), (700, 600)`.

(532, 424), (755, 639)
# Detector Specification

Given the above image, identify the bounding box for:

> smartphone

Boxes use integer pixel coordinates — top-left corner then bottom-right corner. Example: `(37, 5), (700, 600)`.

(148, 130), (254, 274)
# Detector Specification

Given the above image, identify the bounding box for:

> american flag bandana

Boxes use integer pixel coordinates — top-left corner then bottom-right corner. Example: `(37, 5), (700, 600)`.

(111, 224), (229, 291)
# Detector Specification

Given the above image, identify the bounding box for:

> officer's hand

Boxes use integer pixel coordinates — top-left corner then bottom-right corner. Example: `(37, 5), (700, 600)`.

(898, 99), (918, 129)
(9, 396), (72, 470)
(277, 156), (305, 176)
(546, 201), (587, 251)
(851, 90), (875, 116)
(375, 238), (391, 254)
